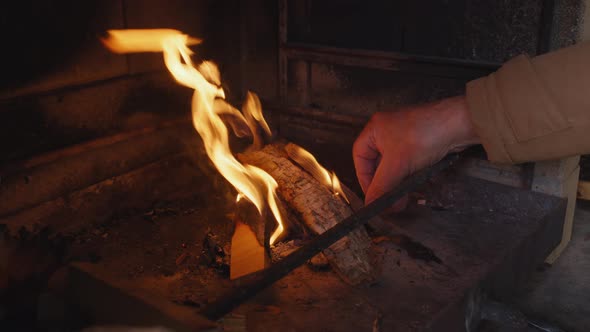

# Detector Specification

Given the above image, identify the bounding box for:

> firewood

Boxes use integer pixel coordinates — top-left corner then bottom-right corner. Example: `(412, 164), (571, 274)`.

(238, 143), (374, 285)
(233, 197), (270, 250)
(230, 221), (269, 280)
(229, 199), (270, 280)
(228, 158), (308, 281)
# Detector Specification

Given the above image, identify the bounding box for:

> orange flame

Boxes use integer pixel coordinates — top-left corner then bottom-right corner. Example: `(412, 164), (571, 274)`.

(285, 143), (349, 204)
(102, 29), (284, 244)
(102, 29), (201, 54)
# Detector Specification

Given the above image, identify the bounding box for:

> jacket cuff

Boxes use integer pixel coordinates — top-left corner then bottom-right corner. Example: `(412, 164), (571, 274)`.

(466, 54), (572, 164)
(466, 75), (514, 164)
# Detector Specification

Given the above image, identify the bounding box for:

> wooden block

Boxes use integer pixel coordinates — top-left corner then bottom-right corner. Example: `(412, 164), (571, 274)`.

(230, 221), (269, 280)
(234, 197), (266, 246)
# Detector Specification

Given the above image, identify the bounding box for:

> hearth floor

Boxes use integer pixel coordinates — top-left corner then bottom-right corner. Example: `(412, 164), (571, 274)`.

(60, 172), (565, 332)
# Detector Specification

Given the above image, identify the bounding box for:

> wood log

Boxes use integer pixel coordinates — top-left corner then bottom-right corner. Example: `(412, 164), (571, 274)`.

(238, 143), (374, 285)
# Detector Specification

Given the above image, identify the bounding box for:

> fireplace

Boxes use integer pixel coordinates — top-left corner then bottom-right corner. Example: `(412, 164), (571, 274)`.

(0, 1), (584, 331)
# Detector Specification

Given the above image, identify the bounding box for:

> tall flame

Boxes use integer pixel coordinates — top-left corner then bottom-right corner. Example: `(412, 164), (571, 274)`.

(102, 29), (284, 244)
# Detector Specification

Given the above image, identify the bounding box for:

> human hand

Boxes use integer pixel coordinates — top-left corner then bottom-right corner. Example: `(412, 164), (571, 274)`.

(353, 96), (480, 206)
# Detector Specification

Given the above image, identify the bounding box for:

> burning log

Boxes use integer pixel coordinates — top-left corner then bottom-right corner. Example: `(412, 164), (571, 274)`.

(101, 29), (371, 284)
(201, 153), (461, 320)
(238, 142), (374, 285)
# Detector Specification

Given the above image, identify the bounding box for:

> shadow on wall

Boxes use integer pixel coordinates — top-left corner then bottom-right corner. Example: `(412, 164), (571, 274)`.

(0, 1), (101, 89)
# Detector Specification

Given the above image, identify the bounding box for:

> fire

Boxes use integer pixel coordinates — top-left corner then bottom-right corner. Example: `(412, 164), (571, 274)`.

(102, 29), (284, 244)
(286, 144), (350, 204)
(102, 29), (201, 54)
(102, 29), (344, 246)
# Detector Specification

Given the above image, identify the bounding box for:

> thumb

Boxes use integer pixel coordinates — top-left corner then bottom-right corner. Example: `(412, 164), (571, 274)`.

(364, 158), (408, 206)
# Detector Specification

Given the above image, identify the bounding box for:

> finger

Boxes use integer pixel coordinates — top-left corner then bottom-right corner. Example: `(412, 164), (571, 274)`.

(352, 124), (380, 193)
(364, 157), (407, 205)
(382, 194), (409, 214)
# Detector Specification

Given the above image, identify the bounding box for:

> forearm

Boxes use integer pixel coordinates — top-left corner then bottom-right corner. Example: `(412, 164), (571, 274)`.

(466, 41), (590, 164)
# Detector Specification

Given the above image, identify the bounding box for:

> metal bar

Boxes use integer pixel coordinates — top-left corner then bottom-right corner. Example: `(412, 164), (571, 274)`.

(283, 43), (500, 80)
(200, 152), (461, 320)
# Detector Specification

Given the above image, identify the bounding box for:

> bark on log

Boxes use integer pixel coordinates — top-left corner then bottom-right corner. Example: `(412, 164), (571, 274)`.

(238, 143), (374, 285)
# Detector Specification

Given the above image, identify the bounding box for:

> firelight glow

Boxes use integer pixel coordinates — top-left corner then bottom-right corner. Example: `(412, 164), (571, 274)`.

(102, 29), (284, 245)
(102, 29), (345, 246)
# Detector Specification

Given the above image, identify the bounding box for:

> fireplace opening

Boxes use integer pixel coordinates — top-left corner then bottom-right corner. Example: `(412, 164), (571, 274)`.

(0, 1), (585, 331)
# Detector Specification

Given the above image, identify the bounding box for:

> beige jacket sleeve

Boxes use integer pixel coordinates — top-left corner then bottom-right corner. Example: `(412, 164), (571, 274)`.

(466, 41), (590, 164)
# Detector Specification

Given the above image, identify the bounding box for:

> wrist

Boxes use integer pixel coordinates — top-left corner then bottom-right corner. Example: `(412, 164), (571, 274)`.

(444, 95), (480, 152)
